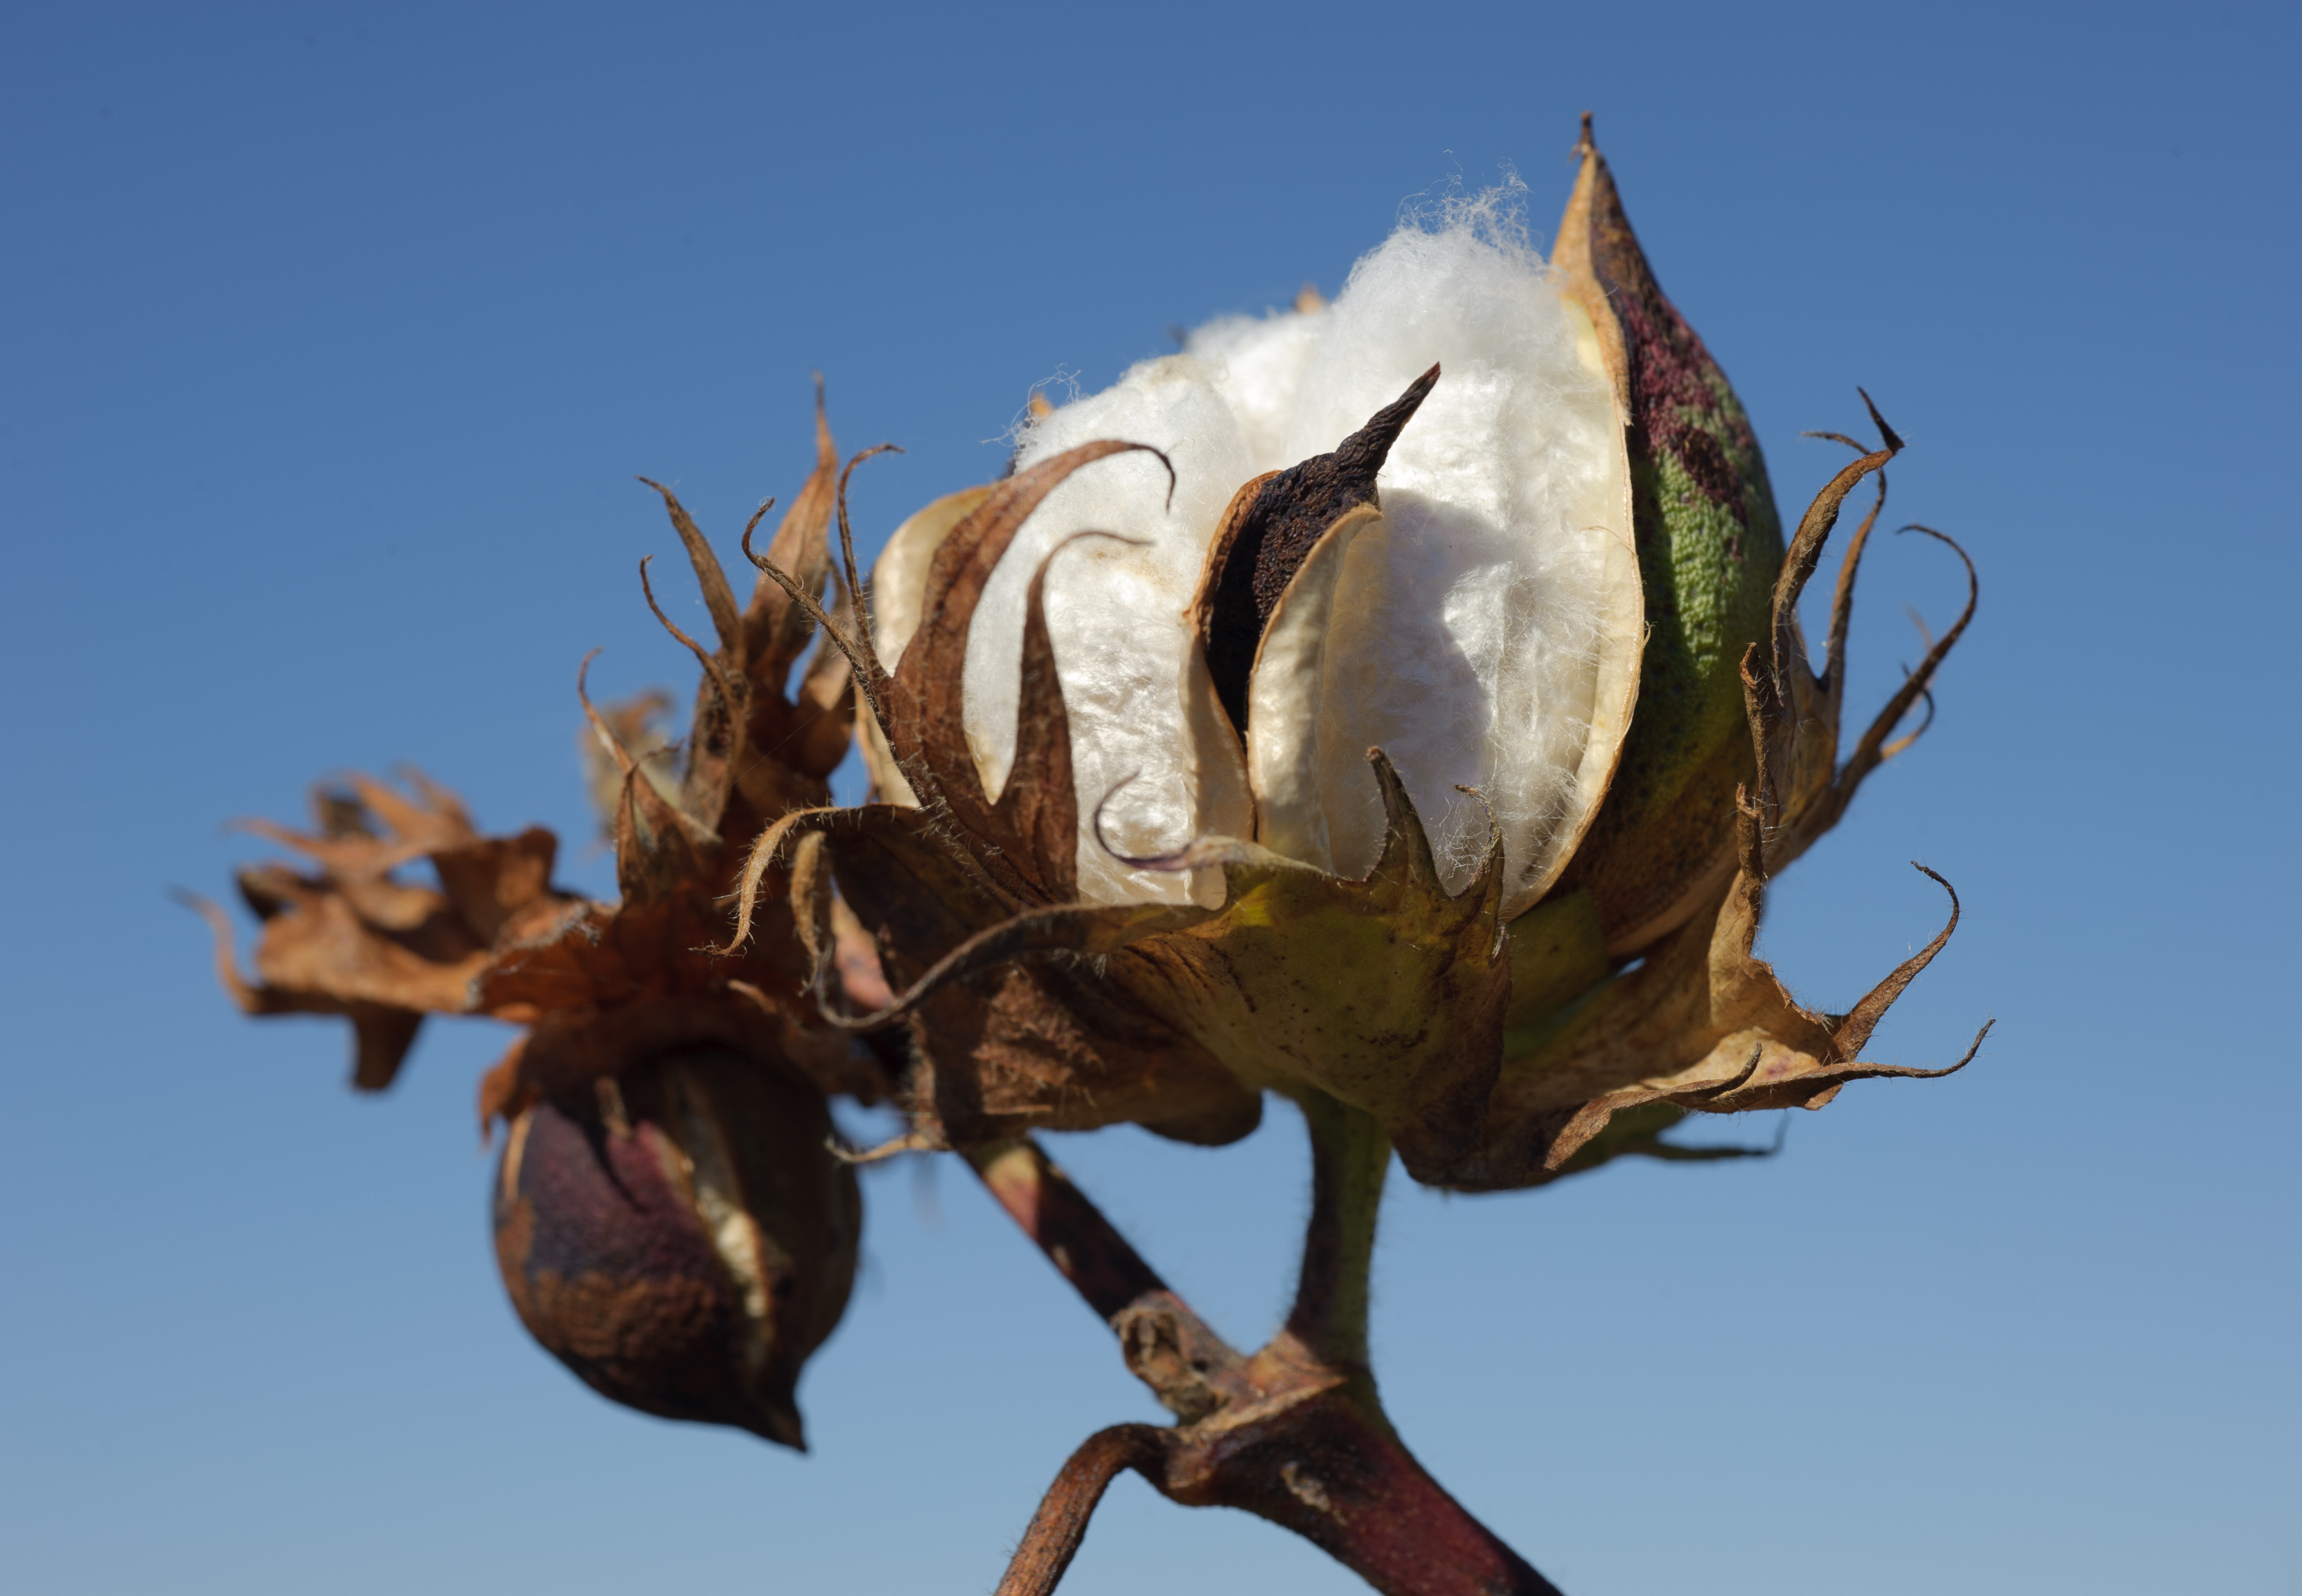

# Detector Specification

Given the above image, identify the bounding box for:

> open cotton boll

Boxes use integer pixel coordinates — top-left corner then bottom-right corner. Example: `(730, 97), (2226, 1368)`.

(1185, 308), (1325, 476)
(983, 356), (1256, 906)
(1246, 208), (1628, 908)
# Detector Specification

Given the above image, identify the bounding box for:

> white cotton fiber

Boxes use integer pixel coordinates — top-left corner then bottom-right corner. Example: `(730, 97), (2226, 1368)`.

(979, 355), (1255, 905)
(984, 190), (1625, 910)
(1264, 200), (1623, 901)
(1184, 309), (1325, 475)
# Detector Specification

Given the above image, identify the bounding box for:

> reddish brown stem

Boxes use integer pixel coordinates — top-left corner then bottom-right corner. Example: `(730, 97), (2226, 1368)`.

(965, 1133), (1563, 1596)
(1167, 1388), (1560, 1596)
(968, 1138), (1242, 1421)
(969, 1136), (1170, 1320)
(991, 1424), (1173, 1596)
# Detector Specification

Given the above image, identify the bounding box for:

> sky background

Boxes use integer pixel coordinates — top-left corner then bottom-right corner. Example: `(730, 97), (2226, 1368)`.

(3, 3), (2297, 1593)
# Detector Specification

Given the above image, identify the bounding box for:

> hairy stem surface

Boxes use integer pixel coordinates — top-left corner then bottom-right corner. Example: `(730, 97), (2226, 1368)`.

(1286, 1089), (1392, 1377)
(991, 1424), (1172, 1596)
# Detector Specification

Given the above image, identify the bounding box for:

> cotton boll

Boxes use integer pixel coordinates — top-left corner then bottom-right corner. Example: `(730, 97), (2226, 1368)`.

(1257, 205), (1624, 906)
(1185, 309), (1325, 476)
(980, 356), (1256, 905)
(989, 197), (1625, 911)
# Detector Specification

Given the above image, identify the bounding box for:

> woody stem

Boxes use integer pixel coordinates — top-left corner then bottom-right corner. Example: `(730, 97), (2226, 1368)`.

(966, 1130), (1564, 1596)
(989, 1423), (1173, 1596)
(966, 1137), (1244, 1419)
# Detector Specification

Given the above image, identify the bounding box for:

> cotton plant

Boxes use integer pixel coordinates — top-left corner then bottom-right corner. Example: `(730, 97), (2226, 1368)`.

(194, 119), (1984, 1596)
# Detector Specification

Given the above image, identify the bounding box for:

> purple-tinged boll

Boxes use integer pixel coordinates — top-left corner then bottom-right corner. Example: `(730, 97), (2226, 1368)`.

(492, 1045), (860, 1449)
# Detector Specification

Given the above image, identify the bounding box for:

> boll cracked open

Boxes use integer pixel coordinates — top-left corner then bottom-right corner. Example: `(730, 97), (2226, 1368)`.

(760, 121), (1980, 1189)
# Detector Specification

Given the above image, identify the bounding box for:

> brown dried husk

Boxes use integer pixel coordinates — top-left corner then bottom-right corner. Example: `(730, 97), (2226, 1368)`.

(493, 1044), (859, 1449)
(185, 772), (578, 1089)
(196, 389), (886, 1443)
(738, 444), (1269, 1151)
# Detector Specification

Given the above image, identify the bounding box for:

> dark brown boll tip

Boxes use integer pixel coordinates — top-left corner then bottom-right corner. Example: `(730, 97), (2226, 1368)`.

(1248, 362), (1441, 622)
(1330, 362), (1441, 482)
(1199, 365), (1443, 737)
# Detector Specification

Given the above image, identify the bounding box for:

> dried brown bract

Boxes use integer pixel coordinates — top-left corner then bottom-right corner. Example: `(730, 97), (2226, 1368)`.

(193, 385), (883, 1440)
(184, 770), (578, 1089)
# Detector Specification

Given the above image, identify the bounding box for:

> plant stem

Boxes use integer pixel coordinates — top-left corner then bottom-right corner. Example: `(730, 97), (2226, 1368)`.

(967, 1137), (1170, 1320)
(964, 1131), (1564, 1596)
(968, 1137), (1243, 1421)
(991, 1424), (1173, 1596)
(1284, 1088), (1391, 1377)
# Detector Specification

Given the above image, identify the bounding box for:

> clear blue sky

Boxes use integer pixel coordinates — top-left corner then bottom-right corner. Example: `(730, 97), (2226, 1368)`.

(3, 3), (2295, 1593)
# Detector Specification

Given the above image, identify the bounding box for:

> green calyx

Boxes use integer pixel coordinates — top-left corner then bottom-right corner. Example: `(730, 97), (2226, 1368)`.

(1545, 118), (1786, 955)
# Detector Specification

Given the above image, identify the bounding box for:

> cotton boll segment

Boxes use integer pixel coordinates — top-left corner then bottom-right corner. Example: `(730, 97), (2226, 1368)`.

(1251, 204), (1630, 911)
(985, 357), (1256, 906)
(861, 486), (995, 808)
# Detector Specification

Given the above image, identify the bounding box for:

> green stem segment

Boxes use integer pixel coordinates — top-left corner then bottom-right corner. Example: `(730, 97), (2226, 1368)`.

(1285, 1088), (1392, 1376)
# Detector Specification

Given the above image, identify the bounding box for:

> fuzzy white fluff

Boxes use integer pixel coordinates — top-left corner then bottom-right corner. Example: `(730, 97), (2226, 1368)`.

(979, 194), (1623, 907)
(1185, 307), (1326, 475)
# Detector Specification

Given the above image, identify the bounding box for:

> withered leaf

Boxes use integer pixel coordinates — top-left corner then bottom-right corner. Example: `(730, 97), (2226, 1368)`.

(189, 772), (581, 1091)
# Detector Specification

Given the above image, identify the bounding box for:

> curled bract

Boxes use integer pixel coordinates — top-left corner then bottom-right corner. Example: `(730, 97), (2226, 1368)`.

(1454, 385), (1983, 1182)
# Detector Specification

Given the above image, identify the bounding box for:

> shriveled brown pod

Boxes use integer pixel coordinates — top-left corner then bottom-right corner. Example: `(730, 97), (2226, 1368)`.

(492, 1045), (860, 1448)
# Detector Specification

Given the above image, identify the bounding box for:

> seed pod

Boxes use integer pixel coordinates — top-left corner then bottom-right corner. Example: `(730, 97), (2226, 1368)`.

(1546, 116), (1787, 955)
(491, 1045), (860, 1449)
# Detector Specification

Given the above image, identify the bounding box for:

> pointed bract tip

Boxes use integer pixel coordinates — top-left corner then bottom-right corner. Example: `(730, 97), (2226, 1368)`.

(1339, 363), (1441, 474)
(1858, 388), (1905, 454)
